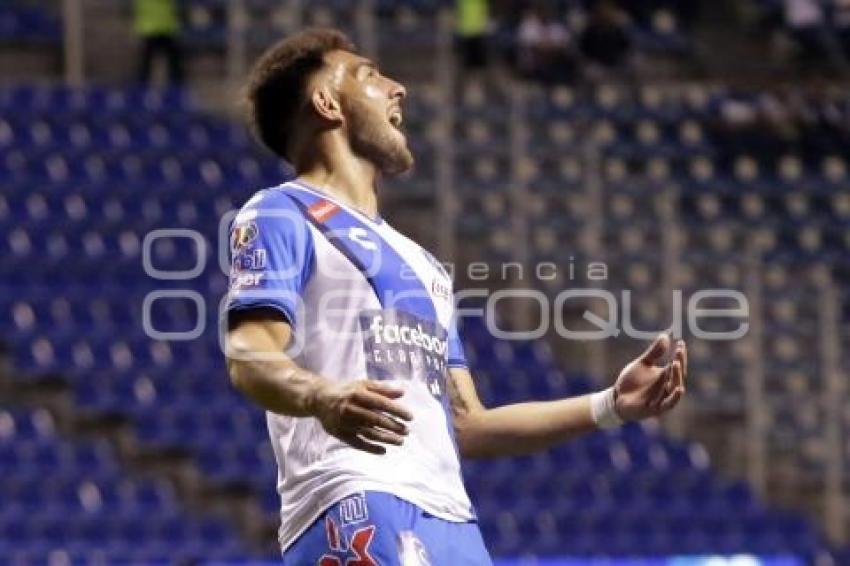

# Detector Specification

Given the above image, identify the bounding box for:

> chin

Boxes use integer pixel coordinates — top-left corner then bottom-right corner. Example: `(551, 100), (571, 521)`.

(353, 125), (414, 176)
(378, 132), (414, 176)
(381, 149), (415, 177)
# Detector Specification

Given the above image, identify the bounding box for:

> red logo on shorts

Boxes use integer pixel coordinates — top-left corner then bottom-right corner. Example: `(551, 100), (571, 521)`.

(319, 518), (377, 566)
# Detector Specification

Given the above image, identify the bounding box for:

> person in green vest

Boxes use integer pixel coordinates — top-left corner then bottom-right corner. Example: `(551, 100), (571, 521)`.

(134, 0), (184, 86)
(455, 0), (490, 70)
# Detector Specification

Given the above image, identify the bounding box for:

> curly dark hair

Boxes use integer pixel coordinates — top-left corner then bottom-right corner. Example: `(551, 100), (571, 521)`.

(246, 28), (356, 160)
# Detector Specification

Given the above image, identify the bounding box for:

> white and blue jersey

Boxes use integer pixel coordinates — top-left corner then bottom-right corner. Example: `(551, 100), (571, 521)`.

(226, 180), (475, 553)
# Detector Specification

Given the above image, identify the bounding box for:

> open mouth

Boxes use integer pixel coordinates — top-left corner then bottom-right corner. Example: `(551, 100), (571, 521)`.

(389, 109), (403, 128)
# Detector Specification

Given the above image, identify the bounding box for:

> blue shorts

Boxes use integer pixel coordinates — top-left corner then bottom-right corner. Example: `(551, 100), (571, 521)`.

(282, 491), (493, 566)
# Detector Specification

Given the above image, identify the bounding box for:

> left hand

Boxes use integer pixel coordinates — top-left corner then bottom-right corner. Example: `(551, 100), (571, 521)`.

(613, 333), (687, 421)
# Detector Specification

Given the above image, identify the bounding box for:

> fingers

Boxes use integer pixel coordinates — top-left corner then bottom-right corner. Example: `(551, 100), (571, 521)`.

(646, 365), (671, 409)
(364, 380), (406, 399)
(336, 410), (407, 455)
(640, 333), (672, 366)
(658, 388), (682, 412)
(348, 404), (409, 436)
(342, 433), (388, 455)
(658, 360), (684, 412)
(322, 380), (414, 455)
(358, 384), (414, 423)
(674, 340), (687, 389)
(672, 359), (684, 395)
(336, 405), (408, 454)
(357, 426), (406, 447)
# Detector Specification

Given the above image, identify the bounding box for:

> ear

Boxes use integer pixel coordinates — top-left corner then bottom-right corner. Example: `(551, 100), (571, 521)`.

(310, 86), (344, 125)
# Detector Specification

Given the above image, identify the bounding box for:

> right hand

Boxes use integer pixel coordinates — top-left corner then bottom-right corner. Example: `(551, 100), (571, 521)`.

(312, 380), (413, 454)
(614, 333), (687, 421)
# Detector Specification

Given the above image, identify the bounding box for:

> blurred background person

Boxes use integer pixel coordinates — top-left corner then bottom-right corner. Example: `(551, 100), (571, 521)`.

(782, 0), (829, 66)
(516, 4), (577, 84)
(579, 0), (632, 74)
(833, 0), (850, 61)
(455, 0), (491, 74)
(134, 0), (184, 86)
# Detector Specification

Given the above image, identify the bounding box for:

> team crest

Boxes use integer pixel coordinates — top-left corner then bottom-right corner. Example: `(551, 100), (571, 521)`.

(230, 221), (258, 253)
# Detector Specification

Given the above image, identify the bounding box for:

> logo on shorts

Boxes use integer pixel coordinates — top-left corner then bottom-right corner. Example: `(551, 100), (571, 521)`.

(397, 531), (431, 566)
(339, 493), (369, 526)
(319, 517), (377, 566)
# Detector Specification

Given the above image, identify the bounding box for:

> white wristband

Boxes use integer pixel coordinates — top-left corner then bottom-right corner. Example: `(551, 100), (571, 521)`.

(590, 387), (623, 430)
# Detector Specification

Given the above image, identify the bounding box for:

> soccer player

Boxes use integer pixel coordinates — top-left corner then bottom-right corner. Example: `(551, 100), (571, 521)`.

(224, 28), (687, 566)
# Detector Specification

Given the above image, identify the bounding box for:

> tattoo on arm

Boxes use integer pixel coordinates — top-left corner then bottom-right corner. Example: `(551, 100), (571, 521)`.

(447, 372), (470, 418)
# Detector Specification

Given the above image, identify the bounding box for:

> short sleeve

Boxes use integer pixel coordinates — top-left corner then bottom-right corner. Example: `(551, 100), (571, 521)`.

(225, 191), (315, 328)
(447, 312), (468, 369)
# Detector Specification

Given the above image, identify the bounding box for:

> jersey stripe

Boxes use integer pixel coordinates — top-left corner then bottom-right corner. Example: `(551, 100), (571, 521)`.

(283, 185), (439, 325)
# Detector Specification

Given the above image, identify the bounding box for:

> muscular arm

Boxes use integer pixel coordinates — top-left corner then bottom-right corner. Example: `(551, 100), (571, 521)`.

(448, 367), (597, 459)
(225, 308), (413, 454)
(225, 308), (330, 416)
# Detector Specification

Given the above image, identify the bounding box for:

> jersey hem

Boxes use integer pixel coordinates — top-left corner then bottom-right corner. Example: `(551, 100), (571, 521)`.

(227, 301), (296, 328)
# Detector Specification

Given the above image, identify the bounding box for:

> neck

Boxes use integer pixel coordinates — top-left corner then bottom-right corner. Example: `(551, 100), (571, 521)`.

(293, 133), (379, 219)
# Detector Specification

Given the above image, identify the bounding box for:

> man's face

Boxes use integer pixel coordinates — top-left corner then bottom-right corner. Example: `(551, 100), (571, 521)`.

(322, 50), (413, 176)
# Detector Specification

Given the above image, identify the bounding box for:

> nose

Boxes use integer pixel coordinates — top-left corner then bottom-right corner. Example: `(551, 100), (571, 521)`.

(388, 78), (406, 101)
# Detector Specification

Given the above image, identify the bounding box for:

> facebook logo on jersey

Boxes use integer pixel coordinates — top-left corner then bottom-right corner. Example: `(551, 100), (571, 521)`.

(360, 310), (448, 399)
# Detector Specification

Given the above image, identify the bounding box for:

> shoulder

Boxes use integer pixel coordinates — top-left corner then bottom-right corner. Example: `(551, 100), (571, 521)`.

(235, 184), (302, 219)
(230, 185), (315, 256)
(229, 186), (316, 282)
(232, 184), (311, 234)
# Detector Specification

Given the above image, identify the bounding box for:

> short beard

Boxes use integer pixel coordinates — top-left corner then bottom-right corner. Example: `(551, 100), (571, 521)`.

(345, 99), (414, 177)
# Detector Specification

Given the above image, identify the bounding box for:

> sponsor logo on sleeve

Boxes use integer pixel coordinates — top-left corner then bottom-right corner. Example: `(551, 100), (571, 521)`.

(235, 248), (267, 271)
(230, 271), (264, 289)
(230, 221), (258, 254)
(229, 220), (268, 290)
